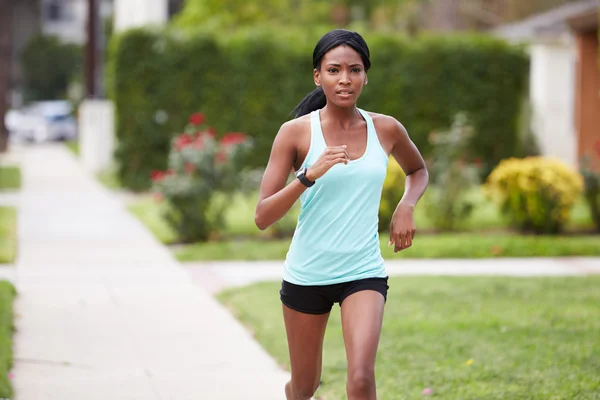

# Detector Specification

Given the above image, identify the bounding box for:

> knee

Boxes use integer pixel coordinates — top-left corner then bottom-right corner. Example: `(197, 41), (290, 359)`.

(347, 368), (375, 397)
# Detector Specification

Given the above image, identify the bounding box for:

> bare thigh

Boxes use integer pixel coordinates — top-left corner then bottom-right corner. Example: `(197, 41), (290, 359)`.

(283, 304), (330, 396)
(341, 290), (386, 400)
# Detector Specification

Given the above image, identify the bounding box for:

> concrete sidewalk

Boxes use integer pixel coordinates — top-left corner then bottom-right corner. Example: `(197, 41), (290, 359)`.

(188, 258), (600, 294)
(3, 144), (289, 400)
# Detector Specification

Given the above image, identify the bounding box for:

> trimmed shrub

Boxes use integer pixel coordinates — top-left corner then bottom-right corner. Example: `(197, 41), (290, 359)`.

(151, 113), (253, 242)
(485, 157), (584, 234)
(110, 27), (528, 190)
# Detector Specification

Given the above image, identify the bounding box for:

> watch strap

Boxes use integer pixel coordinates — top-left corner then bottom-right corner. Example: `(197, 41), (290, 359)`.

(297, 168), (315, 187)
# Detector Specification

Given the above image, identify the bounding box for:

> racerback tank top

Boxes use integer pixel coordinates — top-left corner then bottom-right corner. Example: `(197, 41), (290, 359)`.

(283, 108), (389, 286)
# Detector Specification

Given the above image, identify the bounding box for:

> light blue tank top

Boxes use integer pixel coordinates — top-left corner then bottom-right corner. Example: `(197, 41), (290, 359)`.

(283, 108), (389, 286)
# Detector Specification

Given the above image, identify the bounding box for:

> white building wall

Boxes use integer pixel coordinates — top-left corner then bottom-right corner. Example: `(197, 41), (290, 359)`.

(41, 0), (113, 45)
(529, 42), (577, 168)
(114, 0), (168, 33)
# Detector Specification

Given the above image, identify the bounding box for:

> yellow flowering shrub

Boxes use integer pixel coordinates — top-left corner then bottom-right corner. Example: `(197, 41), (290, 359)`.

(485, 157), (583, 234)
(379, 157), (406, 232)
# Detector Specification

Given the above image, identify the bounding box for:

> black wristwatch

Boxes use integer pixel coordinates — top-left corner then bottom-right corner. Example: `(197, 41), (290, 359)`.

(296, 167), (315, 187)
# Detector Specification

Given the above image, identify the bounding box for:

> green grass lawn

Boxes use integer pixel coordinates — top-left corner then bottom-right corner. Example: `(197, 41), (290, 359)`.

(0, 208), (17, 264)
(0, 281), (16, 399)
(0, 167), (21, 190)
(96, 168), (122, 190)
(174, 233), (600, 261)
(127, 189), (599, 261)
(218, 276), (600, 400)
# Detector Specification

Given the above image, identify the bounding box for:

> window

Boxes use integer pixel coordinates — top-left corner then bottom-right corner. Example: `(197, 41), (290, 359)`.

(46, 0), (62, 21)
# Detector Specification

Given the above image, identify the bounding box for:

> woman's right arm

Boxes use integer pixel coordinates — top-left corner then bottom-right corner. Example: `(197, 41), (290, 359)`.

(254, 122), (307, 230)
(254, 121), (350, 230)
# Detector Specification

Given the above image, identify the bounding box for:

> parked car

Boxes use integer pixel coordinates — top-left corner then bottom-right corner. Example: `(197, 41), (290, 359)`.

(5, 100), (77, 143)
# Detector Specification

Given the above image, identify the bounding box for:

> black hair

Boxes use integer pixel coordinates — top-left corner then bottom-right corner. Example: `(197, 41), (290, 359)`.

(291, 29), (371, 118)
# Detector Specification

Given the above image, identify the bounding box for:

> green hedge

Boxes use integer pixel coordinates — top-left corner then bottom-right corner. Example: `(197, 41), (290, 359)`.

(0, 281), (16, 399)
(110, 28), (529, 190)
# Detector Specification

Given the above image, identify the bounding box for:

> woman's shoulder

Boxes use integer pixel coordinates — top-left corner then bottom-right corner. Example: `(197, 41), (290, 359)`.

(277, 114), (312, 138)
(364, 110), (408, 136)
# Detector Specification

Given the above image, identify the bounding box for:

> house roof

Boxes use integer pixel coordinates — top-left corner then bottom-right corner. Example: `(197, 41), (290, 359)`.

(492, 0), (598, 43)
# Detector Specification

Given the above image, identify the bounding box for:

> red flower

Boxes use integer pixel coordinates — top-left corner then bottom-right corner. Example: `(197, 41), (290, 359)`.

(220, 132), (247, 146)
(206, 127), (217, 138)
(189, 112), (205, 126)
(151, 170), (165, 182)
(174, 134), (194, 151)
(184, 162), (195, 174)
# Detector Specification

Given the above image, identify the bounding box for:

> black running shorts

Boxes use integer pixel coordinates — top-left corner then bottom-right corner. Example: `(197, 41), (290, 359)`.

(280, 276), (389, 315)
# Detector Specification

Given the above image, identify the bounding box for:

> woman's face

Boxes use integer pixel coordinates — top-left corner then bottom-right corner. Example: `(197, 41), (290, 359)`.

(314, 45), (367, 108)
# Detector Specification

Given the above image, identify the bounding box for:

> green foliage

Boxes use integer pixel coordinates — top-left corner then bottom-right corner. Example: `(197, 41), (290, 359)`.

(110, 27), (528, 190)
(423, 113), (480, 231)
(580, 150), (600, 232)
(174, 0), (332, 30)
(360, 33), (529, 177)
(0, 207), (17, 264)
(151, 113), (253, 242)
(485, 157), (584, 234)
(20, 34), (82, 102)
(379, 157), (406, 231)
(0, 281), (16, 399)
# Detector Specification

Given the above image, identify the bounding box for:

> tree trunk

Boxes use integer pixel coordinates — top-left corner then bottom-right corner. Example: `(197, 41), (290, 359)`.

(0, 0), (13, 153)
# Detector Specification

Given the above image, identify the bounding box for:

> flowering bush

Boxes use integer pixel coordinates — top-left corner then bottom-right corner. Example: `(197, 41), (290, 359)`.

(422, 113), (480, 231)
(151, 113), (253, 242)
(485, 157), (583, 234)
(580, 141), (600, 232)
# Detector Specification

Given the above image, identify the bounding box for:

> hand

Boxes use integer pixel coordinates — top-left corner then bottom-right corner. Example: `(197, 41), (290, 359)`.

(388, 203), (416, 253)
(306, 145), (350, 181)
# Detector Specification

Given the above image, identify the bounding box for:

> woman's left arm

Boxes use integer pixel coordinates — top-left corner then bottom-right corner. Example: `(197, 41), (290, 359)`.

(383, 116), (429, 253)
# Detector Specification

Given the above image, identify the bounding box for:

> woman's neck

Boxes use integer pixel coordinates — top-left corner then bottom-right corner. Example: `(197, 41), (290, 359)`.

(321, 103), (361, 130)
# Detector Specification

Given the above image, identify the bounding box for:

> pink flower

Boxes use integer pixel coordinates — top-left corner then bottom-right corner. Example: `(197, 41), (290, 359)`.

(220, 132), (247, 146)
(184, 162), (195, 174)
(153, 192), (163, 203)
(189, 112), (205, 126)
(8, 371), (14, 380)
(422, 388), (433, 396)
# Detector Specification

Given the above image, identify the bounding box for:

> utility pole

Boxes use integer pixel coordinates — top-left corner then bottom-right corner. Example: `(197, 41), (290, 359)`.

(85, 0), (101, 98)
(0, 0), (12, 152)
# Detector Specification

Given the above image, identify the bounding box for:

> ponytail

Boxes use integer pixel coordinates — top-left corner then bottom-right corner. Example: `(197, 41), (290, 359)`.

(291, 87), (327, 118)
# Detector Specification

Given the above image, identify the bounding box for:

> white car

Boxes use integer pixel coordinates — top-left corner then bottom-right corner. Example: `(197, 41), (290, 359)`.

(5, 100), (77, 143)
